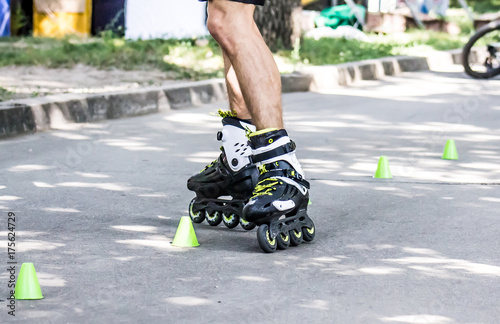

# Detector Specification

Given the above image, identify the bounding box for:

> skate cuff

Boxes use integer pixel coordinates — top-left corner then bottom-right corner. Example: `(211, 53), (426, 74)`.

(250, 141), (296, 164)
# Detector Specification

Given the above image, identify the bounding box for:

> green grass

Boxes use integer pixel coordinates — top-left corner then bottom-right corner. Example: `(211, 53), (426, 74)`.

(0, 30), (469, 80)
(281, 30), (469, 66)
(0, 87), (14, 101)
(0, 36), (224, 80)
(297, 38), (394, 65)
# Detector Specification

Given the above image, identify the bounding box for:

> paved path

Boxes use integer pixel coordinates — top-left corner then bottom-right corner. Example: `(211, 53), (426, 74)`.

(0, 69), (499, 323)
(0, 65), (180, 102)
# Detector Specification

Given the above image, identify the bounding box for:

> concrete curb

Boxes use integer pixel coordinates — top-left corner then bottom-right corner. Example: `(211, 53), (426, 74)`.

(0, 50), (466, 138)
(295, 55), (430, 90)
(1, 80), (226, 137)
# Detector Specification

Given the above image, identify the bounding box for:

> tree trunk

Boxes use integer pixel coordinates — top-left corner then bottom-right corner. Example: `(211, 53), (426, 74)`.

(254, 0), (302, 51)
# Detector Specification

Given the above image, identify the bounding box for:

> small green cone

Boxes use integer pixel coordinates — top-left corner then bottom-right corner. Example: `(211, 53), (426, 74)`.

(171, 216), (200, 247)
(374, 156), (393, 179)
(14, 263), (44, 300)
(442, 140), (459, 160)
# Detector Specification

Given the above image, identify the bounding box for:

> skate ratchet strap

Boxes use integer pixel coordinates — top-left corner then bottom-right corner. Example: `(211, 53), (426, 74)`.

(260, 169), (310, 189)
(250, 141), (296, 164)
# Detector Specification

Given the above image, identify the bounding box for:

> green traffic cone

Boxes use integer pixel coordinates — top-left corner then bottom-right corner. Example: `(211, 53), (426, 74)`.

(172, 216), (200, 247)
(14, 263), (44, 300)
(442, 140), (459, 160)
(374, 156), (393, 179)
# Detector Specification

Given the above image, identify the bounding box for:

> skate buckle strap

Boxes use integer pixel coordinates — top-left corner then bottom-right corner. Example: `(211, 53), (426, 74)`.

(260, 169), (310, 190)
(250, 141), (296, 164)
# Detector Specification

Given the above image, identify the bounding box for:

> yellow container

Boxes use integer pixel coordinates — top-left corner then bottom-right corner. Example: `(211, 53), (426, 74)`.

(302, 0), (318, 5)
(33, 0), (92, 37)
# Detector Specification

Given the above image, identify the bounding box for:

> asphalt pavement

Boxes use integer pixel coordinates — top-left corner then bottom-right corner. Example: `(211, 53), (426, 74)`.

(0, 68), (499, 323)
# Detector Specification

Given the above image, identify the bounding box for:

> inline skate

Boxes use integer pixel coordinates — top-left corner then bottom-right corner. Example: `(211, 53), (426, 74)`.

(187, 112), (259, 230)
(242, 129), (315, 253)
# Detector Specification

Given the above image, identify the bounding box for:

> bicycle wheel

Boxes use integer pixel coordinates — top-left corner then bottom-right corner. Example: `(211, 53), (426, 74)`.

(462, 20), (500, 79)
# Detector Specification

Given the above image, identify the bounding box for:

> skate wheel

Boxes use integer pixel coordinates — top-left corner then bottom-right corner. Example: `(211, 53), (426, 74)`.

(302, 221), (315, 242)
(289, 229), (303, 246)
(206, 211), (222, 226)
(189, 198), (205, 224)
(240, 218), (256, 231)
(277, 232), (290, 250)
(223, 213), (240, 229)
(257, 224), (277, 253)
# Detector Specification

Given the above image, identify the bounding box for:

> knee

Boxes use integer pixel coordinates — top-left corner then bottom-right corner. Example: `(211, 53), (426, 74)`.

(207, 9), (233, 49)
(206, 11), (225, 44)
(207, 5), (253, 52)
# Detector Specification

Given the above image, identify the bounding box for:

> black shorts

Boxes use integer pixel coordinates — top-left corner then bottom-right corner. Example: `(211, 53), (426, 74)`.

(199, 0), (266, 5)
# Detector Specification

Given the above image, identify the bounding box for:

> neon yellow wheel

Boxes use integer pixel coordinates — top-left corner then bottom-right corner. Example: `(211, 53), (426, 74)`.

(257, 224), (277, 253)
(189, 198), (205, 223)
(206, 211), (222, 226)
(277, 232), (290, 250)
(222, 213), (240, 229)
(240, 218), (256, 231)
(289, 229), (303, 246)
(303, 221), (315, 242)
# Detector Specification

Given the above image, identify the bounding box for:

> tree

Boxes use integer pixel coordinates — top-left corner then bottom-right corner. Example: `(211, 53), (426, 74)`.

(254, 0), (302, 51)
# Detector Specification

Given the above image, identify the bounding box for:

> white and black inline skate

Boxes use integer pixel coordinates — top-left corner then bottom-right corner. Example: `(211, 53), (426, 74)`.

(187, 112), (259, 230)
(242, 129), (315, 253)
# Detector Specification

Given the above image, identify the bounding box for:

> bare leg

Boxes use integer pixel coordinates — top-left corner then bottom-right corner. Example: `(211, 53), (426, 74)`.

(223, 52), (251, 120)
(205, 1), (313, 249)
(207, 0), (283, 130)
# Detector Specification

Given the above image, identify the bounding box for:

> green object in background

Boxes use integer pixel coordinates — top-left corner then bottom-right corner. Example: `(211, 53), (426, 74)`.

(374, 156), (393, 179)
(314, 4), (366, 30)
(14, 263), (44, 300)
(442, 140), (459, 160)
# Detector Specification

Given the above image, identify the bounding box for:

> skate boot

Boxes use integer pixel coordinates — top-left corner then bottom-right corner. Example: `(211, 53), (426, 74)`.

(242, 129), (315, 253)
(187, 111), (259, 230)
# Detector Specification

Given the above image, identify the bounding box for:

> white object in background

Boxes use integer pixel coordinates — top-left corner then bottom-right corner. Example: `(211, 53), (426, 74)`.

(301, 10), (321, 34)
(125, 0), (208, 39)
(305, 26), (372, 43)
(381, 0), (397, 13)
(368, 0), (398, 13)
(344, 0), (365, 28)
(423, 0), (449, 16)
(368, 0), (380, 12)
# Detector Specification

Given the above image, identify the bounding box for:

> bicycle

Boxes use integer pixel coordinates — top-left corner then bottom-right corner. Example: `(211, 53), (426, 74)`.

(462, 20), (500, 79)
